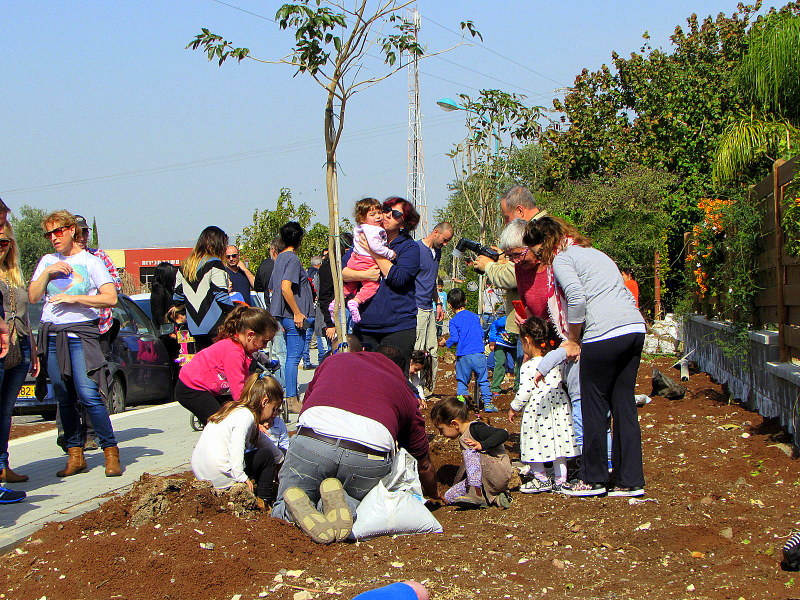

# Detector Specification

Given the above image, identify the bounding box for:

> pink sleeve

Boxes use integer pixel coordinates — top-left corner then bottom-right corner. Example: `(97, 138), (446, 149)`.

(223, 344), (251, 400)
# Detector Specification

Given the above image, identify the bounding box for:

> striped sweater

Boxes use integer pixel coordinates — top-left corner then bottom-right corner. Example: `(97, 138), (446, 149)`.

(173, 258), (233, 337)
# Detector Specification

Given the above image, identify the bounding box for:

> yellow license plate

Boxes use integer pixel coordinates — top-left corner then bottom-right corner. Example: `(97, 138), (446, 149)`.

(18, 384), (35, 399)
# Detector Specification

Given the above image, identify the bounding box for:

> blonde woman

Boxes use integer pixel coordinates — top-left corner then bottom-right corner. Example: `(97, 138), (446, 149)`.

(173, 226), (233, 351)
(29, 210), (120, 478)
(0, 223), (39, 484)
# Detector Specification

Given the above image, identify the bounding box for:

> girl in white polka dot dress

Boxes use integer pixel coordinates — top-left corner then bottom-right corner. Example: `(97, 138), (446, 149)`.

(508, 317), (580, 493)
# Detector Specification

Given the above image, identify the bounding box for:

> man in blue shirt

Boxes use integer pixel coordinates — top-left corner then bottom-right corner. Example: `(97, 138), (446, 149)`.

(414, 222), (453, 397)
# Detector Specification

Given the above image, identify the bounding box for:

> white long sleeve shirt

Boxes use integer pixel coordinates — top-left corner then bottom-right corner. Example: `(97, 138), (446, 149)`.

(191, 407), (283, 489)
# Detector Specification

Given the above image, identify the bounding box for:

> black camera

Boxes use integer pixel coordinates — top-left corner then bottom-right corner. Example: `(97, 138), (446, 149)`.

(454, 238), (500, 262)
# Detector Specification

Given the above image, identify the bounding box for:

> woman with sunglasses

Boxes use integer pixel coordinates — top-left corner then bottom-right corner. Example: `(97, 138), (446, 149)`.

(0, 224), (39, 484)
(523, 216), (646, 498)
(28, 211), (121, 478)
(173, 226), (233, 351)
(342, 197), (420, 373)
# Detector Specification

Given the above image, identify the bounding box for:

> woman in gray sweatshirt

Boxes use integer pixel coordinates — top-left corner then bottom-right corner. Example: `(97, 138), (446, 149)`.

(523, 216), (645, 498)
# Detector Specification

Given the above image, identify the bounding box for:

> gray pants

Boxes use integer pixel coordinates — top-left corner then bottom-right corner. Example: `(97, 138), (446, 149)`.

(271, 434), (393, 522)
(414, 308), (438, 394)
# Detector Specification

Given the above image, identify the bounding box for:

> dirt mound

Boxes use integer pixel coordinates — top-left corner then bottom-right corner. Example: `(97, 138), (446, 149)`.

(2, 356), (799, 600)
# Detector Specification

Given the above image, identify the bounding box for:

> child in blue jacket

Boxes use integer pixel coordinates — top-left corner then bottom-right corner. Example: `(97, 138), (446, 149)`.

(439, 288), (494, 412)
(487, 315), (517, 398)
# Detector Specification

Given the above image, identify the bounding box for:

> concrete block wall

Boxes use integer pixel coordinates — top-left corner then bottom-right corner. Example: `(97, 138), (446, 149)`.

(684, 315), (800, 438)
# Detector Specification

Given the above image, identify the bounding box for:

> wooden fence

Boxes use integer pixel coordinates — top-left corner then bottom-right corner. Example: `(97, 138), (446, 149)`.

(753, 156), (800, 363)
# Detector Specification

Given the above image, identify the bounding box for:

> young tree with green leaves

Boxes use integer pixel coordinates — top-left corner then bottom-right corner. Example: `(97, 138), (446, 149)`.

(187, 0), (481, 342)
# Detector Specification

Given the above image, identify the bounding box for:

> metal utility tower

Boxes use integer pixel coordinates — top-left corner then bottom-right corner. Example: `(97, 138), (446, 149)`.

(406, 8), (428, 238)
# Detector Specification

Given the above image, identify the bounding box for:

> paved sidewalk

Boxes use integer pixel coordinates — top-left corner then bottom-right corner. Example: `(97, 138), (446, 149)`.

(0, 368), (313, 552)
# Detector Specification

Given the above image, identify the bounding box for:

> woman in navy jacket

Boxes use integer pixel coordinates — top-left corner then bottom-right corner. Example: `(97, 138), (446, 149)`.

(342, 197), (420, 373)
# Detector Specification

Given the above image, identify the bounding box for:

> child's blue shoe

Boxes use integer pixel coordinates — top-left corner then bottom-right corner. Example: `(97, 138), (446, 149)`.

(483, 401), (499, 413)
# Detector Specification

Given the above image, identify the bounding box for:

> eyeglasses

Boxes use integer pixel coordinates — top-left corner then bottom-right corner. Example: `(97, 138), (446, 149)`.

(226, 253), (239, 258)
(506, 248), (529, 262)
(42, 226), (70, 239)
(382, 208), (403, 220)
(0, 239), (10, 249)
(531, 246), (543, 260)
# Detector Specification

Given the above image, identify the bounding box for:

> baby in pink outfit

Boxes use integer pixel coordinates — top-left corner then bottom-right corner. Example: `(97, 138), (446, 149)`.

(337, 197), (396, 323)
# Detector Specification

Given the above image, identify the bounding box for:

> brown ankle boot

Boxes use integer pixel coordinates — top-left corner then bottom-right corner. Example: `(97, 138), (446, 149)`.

(57, 447), (87, 477)
(0, 467), (29, 483)
(287, 396), (303, 413)
(103, 446), (122, 477)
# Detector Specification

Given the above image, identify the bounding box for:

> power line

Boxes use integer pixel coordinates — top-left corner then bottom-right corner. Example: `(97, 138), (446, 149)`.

(2, 114), (463, 195)
(210, 0), (277, 23)
(422, 15), (568, 88)
(430, 54), (558, 102)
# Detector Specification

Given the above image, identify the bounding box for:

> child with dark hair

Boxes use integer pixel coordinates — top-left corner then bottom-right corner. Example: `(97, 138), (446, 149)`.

(508, 317), (580, 493)
(439, 288), (494, 411)
(430, 396), (512, 508)
(338, 198), (397, 324)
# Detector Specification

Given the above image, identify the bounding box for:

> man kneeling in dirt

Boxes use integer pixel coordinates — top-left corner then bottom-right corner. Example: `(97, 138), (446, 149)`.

(271, 346), (437, 543)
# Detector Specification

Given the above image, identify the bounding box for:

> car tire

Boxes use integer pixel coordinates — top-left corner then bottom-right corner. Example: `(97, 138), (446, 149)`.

(106, 377), (127, 415)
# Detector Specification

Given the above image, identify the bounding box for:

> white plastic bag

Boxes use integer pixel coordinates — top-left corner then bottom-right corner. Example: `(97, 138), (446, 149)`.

(351, 448), (442, 540)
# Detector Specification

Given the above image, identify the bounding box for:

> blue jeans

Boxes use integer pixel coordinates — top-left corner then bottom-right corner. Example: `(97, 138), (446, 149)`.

(272, 434), (392, 522)
(270, 322), (287, 389)
(47, 336), (116, 449)
(316, 334), (331, 363)
(300, 317), (316, 367)
(455, 352), (491, 404)
(0, 337), (32, 469)
(280, 317), (307, 398)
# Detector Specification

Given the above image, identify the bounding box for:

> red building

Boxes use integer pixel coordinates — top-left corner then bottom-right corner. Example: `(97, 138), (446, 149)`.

(106, 247), (192, 290)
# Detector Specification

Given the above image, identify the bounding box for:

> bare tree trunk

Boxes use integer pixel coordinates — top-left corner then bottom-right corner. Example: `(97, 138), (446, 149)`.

(325, 101), (347, 346)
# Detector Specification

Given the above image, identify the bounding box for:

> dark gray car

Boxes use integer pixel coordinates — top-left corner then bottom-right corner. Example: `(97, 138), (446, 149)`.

(15, 295), (174, 419)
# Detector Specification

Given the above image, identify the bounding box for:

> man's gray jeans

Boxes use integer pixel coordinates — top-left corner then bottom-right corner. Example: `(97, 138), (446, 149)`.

(271, 434), (393, 522)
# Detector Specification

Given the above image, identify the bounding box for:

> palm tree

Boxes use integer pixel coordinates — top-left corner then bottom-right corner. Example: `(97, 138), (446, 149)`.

(713, 14), (800, 183)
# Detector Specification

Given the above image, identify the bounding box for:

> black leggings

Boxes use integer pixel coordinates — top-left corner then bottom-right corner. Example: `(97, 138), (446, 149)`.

(357, 327), (416, 375)
(578, 332), (645, 488)
(244, 447), (278, 501)
(175, 380), (222, 425)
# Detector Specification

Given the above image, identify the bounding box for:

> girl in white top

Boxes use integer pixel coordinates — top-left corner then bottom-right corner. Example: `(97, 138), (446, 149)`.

(339, 198), (396, 323)
(191, 373), (285, 503)
(508, 317), (580, 494)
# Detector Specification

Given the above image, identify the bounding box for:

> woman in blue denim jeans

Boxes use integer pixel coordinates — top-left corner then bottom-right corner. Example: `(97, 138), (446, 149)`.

(268, 222), (314, 414)
(0, 223), (39, 484)
(29, 211), (121, 478)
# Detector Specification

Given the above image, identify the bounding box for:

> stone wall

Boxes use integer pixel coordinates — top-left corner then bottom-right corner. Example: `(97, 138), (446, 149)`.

(683, 315), (800, 438)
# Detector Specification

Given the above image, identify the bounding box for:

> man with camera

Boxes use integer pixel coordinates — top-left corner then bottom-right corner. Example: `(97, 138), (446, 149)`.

(471, 185), (545, 340)
(414, 222), (453, 396)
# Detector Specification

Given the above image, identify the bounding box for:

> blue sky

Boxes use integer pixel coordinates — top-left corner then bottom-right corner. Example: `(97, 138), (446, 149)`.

(1, 1), (777, 249)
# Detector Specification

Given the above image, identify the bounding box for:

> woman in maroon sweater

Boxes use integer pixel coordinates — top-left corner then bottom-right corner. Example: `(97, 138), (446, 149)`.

(271, 349), (436, 540)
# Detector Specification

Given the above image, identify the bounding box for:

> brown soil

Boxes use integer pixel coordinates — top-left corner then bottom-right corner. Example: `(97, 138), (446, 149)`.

(2, 356), (800, 600)
(9, 422), (55, 441)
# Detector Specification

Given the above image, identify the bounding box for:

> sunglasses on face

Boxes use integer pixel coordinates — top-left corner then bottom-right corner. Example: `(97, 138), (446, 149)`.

(382, 208), (403, 220)
(43, 226), (70, 239)
(0, 239), (11, 249)
(531, 246), (543, 260)
(226, 253), (239, 258)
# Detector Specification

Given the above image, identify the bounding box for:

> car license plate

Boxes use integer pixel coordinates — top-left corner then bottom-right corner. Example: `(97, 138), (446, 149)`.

(18, 384), (35, 399)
